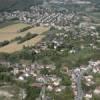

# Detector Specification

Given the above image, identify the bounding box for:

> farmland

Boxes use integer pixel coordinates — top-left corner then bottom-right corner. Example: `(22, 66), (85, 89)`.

(0, 23), (30, 41)
(0, 23), (49, 53)
(0, 35), (45, 53)
(0, 23), (30, 33)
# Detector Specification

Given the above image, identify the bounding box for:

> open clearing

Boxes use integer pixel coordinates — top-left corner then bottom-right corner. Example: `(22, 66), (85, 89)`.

(0, 22), (49, 53)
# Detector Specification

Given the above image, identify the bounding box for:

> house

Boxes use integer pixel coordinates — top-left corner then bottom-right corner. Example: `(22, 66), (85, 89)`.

(55, 86), (66, 93)
(36, 76), (46, 83)
(13, 68), (19, 75)
(84, 75), (95, 86)
(53, 81), (60, 86)
(55, 88), (61, 92)
(69, 49), (76, 54)
(18, 76), (24, 81)
(23, 73), (29, 77)
(47, 85), (53, 91)
(84, 93), (92, 100)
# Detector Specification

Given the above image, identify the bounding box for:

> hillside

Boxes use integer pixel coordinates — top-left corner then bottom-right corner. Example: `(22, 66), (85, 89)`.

(0, 0), (43, 11)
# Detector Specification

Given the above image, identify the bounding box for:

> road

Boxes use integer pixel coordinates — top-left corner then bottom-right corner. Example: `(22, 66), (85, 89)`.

(76, 72), (83, 100)
(74, 66), (92, 100)
(74, 70), (83, 100)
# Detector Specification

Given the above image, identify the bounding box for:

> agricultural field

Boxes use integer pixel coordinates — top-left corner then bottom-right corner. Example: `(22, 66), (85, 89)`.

(0, 23), (49, 53)
(0, 23), (30, 33)
(0, 35), (45, 53)
(0, 23), (30, 41)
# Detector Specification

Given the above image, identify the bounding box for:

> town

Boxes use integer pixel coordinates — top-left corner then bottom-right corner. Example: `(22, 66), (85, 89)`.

(0, 0), (100, 100)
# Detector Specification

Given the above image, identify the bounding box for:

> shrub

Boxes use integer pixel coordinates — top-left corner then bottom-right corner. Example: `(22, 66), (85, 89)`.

(0, 40), (10, 47)
(18, 26), (32, 32)
(18, 32), (38, 44)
